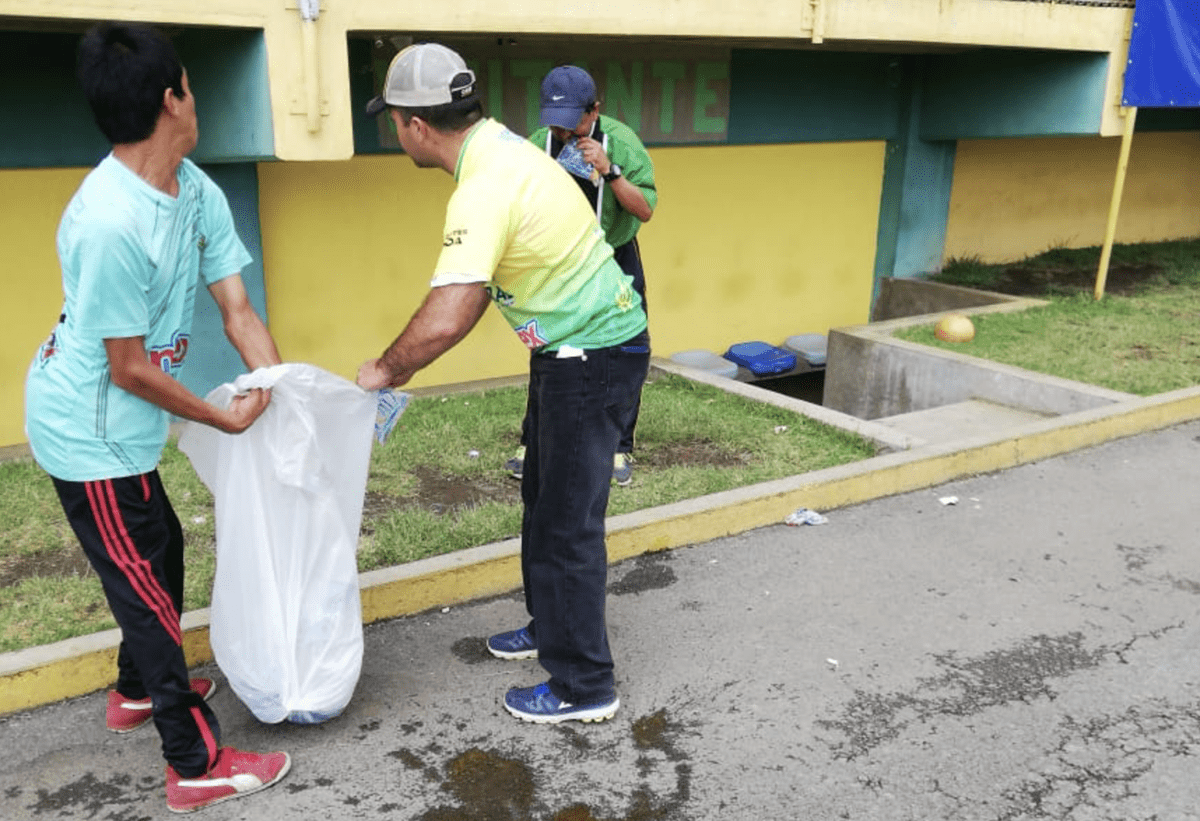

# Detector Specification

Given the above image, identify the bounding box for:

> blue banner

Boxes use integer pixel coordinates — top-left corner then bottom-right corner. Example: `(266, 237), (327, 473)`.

(1123, 0), (1200, 107)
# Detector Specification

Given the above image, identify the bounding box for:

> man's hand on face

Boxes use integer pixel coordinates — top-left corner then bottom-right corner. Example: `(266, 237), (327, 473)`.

(575, 137), (611, 176)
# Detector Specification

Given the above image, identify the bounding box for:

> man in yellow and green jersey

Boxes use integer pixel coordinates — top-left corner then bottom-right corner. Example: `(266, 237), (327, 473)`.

(358, 42), (649, 725)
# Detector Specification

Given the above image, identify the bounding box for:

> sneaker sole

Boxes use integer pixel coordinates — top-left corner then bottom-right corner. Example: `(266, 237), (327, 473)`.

(167, 754), (292, 814)
(504, 698), (619, 724)
(486, 645), (538, 660)
(613, 476), (632, 487)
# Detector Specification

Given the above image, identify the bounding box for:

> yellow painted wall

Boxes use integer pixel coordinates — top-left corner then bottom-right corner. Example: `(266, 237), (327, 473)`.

(944, 132), (1200, 264)
(258, 141), (885, 387)
(0, 168), (89, 448)
(641, 142), (884, 356)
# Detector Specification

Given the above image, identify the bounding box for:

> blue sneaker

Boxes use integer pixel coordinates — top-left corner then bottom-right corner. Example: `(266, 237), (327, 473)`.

(503, 446), (526, 480)
(612, 453), (633, 486)
(486, 626), (538, 660)
(503, 681), (619, 724)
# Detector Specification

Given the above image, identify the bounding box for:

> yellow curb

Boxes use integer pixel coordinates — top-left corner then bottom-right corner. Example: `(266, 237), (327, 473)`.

(4, 384), (1199, 717)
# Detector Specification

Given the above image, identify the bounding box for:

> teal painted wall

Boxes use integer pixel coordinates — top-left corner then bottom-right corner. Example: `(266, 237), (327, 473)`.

(726, 50), (901, 144)
(0, 26), (272, 168)
(178, 29), (275, 163)
(0, 31), (109, 169)
(921, 50), (1109, 139)
(873, 57), (957, 298)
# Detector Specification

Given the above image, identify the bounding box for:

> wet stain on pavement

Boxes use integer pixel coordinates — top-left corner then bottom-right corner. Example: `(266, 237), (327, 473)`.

(451, 636), (493, 665)
(633, 709), (686, 761)
(1116, 543), (1200, 595)
(1117, 542), (1164, 573)
(354, 719), (382, 740)
(818, 632), (1111, 760)
(27, 771), (158, 816)
(553, 724), (594, 753)
(415, 747), (535, 820)
(609, 553), (677, 597)
(1169, 575), (1200, 594)
(388, 748), (427, 770)
(388, 747), (441, 781)
(399, 709), (695, 820)
(992, 697), (1200, 819)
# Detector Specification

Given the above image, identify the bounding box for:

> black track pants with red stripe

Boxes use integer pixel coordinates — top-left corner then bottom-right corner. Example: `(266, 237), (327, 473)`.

(52, 471), (220, 777)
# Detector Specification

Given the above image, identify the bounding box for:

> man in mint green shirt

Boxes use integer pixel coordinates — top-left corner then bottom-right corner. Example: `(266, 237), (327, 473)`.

(24, 21), (290, 813)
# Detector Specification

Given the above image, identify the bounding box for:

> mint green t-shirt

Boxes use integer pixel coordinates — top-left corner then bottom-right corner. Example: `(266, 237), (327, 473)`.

(25, 155), (252, 481)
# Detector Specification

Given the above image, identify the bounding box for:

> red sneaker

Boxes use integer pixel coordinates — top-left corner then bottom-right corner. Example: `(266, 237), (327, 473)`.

(166, 747), (291, 813)
(106, 678), (217, 733)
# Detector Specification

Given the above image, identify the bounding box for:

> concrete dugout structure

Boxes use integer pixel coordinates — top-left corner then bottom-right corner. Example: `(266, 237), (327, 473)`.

(1, 0), (1198, 450)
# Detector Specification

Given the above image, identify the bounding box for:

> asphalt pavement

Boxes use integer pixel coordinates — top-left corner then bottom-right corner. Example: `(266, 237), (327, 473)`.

(3, 420), (1200, 821)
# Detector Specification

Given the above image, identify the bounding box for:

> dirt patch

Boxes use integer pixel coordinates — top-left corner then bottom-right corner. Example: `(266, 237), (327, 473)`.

(365, 438), (741, 524)
(976, 261), (1165, 298)
(636, 439), (749, 470)
(409, 465), (522, 514)
(0, 548), (94, 588)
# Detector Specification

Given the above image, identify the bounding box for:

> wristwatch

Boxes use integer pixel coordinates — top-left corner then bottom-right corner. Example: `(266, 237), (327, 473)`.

(603, 164), (622, 183)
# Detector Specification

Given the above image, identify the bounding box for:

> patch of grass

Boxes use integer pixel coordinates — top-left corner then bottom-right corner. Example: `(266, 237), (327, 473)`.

(358, 371), (873, 567)
(0, 576), (116, 652)
(902, 238), (1200, 395)
(0, 370), (874, 652)
(0, 460), (77, 560)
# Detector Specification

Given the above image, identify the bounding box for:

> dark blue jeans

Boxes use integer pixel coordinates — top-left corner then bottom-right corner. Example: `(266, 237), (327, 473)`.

(521, 331), (650, 704)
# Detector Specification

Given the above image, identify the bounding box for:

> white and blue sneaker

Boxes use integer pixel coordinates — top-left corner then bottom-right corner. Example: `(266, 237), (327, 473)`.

(486, 626), (538, 660)
(503, 681), (619, 724)
(503, 446), (526, 480)
(612, 453), (634, 486)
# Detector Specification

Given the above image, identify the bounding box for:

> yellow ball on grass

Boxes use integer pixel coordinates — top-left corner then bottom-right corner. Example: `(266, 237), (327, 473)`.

(934, 314), (975, 343)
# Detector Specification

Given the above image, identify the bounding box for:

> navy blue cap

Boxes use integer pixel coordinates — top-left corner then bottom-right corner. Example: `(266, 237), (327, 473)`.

(539, 66), (596, 129)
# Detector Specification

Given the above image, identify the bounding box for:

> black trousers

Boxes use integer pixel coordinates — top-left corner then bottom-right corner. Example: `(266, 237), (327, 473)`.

(611, 239), (646, 453)
(52, 471), (220, 777)
(521, 332), (651, 703)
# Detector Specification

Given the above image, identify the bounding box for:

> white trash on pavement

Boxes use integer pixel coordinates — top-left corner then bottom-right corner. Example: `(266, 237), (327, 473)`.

(786, 508), (829, 526)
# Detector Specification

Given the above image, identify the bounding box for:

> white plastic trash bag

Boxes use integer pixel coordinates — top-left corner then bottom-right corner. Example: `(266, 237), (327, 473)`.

(179, 363), (376, 724)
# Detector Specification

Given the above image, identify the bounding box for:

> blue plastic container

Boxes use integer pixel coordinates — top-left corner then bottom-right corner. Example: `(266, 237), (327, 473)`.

(723, 341), (797, 376)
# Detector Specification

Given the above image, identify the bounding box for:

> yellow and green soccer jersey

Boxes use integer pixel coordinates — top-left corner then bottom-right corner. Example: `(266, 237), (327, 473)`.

(430, 118), (646, 352)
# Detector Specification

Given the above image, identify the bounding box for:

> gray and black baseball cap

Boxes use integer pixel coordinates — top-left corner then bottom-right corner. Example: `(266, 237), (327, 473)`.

(365, 42), (478, 116)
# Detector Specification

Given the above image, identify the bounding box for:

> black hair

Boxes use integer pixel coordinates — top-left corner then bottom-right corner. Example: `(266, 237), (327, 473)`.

(76, 22), (185, 144)
(394, 69), (483, 132)
(396, 98), (484, 133)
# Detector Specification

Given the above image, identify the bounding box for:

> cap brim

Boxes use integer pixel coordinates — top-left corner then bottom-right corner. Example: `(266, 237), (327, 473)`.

(365, 95), (387, 117)
(539, 106), (585, 129)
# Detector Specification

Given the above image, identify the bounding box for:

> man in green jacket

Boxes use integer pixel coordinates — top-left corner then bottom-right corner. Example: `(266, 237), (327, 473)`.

(505, 65), (658, 486)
